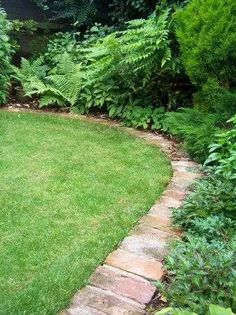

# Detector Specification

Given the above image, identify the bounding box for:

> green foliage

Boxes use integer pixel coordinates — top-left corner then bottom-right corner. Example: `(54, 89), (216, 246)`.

(187, 215), (235, 242)
(156, 305), (235, 315)
(176, 0), (236, 117)
(0, 8), (13, 103)
(172, 175), (236, 229)
(15, 53), (82, 107)
(157, 236), (236, 314)
(176, 0), (236, 87)
(162, 108), (220, 162)
(44, 32), (79, 65)
(205, 115), (236, 180)
(194, 79), (236, 122)
(33, 0), (97, 26)
(78, 8), (185, 115)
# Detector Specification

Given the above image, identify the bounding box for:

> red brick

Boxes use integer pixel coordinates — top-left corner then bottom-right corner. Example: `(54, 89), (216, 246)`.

(167, 182), (188, 193)
(105, 249), (164, 281)
(149, 204), (172, 219)
(163, 190), (186, 201)
(72, 286), (145, 315)
(64, 306), (106, 315)
(89, 265), (156, 304)
(140, 215), (182, 236)
(159, 196), (182, 208)
(121, 225), (176, 260)
(171, 161), (199, 168)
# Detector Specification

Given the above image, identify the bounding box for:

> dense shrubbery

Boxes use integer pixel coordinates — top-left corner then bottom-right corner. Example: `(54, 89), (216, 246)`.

(0, 9), (13, 103)
(15, 8), (190, 115)
(158, 120), (236, 314)
(176, 0), (236, 120)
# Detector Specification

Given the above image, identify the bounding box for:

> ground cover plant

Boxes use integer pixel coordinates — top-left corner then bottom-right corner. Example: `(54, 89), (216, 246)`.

(157, 116), (236, 314)
(0, 110), (172, 314)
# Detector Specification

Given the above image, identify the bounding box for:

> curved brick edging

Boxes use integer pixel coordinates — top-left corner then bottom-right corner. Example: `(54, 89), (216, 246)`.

(59, 119), (202, 315)
(1, 108), (202, 315)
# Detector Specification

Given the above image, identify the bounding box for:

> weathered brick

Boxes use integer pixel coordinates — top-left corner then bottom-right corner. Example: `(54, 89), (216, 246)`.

(171, 161), (199, 168)
(72, 286), (145, 315)
(89, 265), (156, 304)
(159, 196), (182, 208)
(140, 215), (181, 236)
(105, 249), (164, 281)
(121, 226), (176, 260)
(167, 182), (188, 193)
(64, 306), (106, 315)
(149, 204), (172, 218)
(173, 171), (202, 181)
(163, 190), (186, 201)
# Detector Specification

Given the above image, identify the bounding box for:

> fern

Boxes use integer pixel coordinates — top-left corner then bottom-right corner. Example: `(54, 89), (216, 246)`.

(15, 53), (82, 107)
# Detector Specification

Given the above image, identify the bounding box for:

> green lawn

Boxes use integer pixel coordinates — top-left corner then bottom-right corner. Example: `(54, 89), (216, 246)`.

(0, 110), (172, 315)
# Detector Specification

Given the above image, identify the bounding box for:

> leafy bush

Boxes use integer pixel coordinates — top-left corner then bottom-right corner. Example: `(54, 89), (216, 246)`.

(187, 215), (235, 242)
(172, 175), (236, 229)
(176, 0), (236, 117)
(0, 8), (13, 103)
(78, 7), (187, 116)
(157, 236), (236, 314)
(176, 0), (236, 87)
(162, 108), (220, 162)
(194, 79), (236, 122)
(205, 115), (236, 179)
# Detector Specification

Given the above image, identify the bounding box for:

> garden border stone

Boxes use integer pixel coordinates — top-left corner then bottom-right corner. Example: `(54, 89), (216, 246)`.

(1, 108), (202, 315)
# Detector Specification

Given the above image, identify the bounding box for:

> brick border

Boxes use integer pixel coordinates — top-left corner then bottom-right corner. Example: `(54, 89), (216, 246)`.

(1, 109), (202, 315)
(59, 118), (202, 315)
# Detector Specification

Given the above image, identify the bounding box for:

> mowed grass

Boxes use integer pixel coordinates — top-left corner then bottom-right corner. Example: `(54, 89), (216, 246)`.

(0, 110), (172, 315)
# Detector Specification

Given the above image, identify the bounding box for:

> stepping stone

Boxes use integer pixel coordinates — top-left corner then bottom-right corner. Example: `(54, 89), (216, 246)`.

(72, 286), (145, 315)
(105, 249), (164, 281)
(89, 265), (156, 305)
(140, 215), (181, 236)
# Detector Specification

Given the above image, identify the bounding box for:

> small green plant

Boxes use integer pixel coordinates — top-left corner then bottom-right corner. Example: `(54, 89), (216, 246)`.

(205, 115), (236, 180)
(157, 236), (236, 314)
(172, 175), (236, 228)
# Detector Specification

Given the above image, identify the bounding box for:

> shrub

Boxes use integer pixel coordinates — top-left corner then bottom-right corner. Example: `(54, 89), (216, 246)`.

(176, 0), (236, 117)
(176, 0), (236, 87)
(157, 236), (236, 314)
(172, 175), (236, 229)
(162, 108), (220, 162)
(0, 8), (13, 103)
(205, 115), (236, 180)
(186, 215), (235, 242)
(194, 79), (236, 122)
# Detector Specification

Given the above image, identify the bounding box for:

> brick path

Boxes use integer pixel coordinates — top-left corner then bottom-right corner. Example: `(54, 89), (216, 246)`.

(60, 121), (202, 315)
